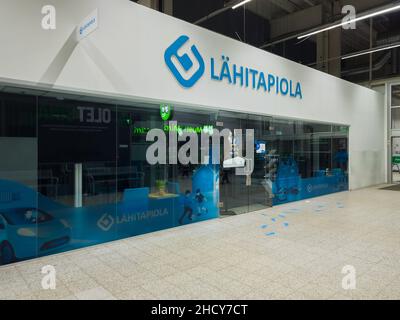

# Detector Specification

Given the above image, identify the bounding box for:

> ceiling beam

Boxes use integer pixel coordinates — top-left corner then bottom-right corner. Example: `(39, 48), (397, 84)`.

(261, 0), (393, 49)
(269, 0), (298, 13)
(303, 0), (315, 6)
(270, 4), (323, 39)
(193, 0), (237, 25)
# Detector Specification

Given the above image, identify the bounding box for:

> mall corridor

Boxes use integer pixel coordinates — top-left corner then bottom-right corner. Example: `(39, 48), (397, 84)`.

(1, 185), (399, 300)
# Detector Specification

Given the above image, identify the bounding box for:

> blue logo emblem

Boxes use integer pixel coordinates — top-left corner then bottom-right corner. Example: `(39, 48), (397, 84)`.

(164, 35), (205, 88)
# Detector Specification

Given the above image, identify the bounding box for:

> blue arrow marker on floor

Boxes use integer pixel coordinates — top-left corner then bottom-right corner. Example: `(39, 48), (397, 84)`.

(283, 222), (289, 227)
(271, 218), (277, 222)
(265, 232), (276, 236)
(261, 224), (268, 229)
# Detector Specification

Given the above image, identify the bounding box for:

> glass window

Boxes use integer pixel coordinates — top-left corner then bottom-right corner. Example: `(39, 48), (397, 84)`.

(296, 122), (331, 134)
(271, 119), (348, 205)
(332, 125), (349, 133)
(0, 92), (38, 265)
(0, 88), (350, 265)
(37, 96), (118, 253)
(1, 208), (52, 225)
(392, 108), (400, 129)
(392, 137), (400, 183)
(391, 85), (400, 107)
(0, 92), (38, 188)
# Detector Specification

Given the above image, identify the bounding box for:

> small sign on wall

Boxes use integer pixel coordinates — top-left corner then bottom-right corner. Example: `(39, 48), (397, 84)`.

(76, 9), (98, 42)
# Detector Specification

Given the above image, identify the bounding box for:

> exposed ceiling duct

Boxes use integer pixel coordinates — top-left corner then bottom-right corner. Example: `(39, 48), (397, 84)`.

(342, 51), (391, 76)
(163, 0), (400, 84)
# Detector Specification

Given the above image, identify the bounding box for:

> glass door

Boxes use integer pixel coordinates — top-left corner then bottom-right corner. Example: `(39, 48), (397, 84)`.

(392, 137), (400, 183)
(218, 111), (249, 216)
(218, 112), (273, 216)
(247, 114), (274, 212)
(391, 84), (400, 184)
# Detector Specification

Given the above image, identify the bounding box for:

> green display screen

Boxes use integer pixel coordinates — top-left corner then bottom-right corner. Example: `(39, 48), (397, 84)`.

(133, 124), (214, 136)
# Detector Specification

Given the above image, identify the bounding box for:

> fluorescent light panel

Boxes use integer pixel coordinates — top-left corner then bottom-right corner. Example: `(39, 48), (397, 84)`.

(298, 3), (400, 39)
(232, 0), (252, 10)
(342, 43), (400, 60)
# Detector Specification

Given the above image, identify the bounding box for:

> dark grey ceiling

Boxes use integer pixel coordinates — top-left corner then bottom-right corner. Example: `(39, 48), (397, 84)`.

(167, 0), (400, 83)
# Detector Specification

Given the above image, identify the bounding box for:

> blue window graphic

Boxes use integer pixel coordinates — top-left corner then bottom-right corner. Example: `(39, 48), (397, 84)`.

(164, 35), (205, 88)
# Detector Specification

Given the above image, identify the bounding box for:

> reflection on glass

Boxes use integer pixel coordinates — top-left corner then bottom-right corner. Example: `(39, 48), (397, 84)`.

(0, 90), (349, 265)
(263, 119), (349, 205)
(392, 108), (400, 129)
(0, 93), (38, 265)
(392, 137), (400, 183)
(391, 85), (400, 107)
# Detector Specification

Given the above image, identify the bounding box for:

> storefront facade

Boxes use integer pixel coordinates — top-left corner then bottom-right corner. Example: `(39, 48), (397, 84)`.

(0, 0), (385, 265)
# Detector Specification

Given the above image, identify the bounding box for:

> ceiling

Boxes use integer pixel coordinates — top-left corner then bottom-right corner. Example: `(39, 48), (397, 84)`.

(162, 0), (400, 84)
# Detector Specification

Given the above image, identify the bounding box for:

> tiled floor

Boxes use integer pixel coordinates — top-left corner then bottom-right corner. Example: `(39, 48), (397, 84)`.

(1, 185), (400, 300)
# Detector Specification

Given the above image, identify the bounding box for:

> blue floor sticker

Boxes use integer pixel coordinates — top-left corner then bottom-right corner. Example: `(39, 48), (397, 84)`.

(283, 222), (289, 227)
(265, 232), (276, 236)
(261, 224), (268, 229)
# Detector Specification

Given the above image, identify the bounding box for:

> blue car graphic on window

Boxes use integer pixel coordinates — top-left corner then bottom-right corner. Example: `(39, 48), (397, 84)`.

(0, 208), (71, 265)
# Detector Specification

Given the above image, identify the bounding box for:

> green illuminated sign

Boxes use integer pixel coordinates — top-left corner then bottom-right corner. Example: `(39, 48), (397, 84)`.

(160, 104), (172, 121)
(133, 124), (214, 136)
(393, 155), (400, 164)
(164, 124), (214, 135)
(133, 127), (150, 135)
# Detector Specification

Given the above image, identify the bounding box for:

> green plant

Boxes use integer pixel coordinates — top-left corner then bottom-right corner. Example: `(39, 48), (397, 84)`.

(155, 180), (167, 194)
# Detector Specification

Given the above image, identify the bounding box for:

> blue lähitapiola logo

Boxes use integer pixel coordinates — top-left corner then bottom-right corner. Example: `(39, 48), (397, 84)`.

(164, 35), (205, 88)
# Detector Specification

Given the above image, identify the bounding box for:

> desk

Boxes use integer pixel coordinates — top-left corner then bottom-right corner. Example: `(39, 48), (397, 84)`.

(86, 167), (144, 195)
(149, 193), (179, 200)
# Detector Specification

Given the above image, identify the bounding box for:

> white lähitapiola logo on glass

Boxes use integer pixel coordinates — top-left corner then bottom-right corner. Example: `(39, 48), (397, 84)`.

(97, 213), (114, 231)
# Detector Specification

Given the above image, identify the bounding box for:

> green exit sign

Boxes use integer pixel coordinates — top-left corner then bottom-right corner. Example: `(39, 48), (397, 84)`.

(393, 156), (400, 164)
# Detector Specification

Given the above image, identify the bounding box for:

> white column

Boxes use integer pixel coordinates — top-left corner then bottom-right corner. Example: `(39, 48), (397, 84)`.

(74, 163), (82, 208)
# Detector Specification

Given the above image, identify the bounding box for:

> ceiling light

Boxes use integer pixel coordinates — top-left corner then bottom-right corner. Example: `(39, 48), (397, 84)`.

(342, 42), (400, 60)
(298, 3), (400, 39)
(232, 0), (252, 10)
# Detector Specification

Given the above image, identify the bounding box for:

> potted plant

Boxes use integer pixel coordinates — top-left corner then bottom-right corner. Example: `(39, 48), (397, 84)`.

(155, 180), (167, 196)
